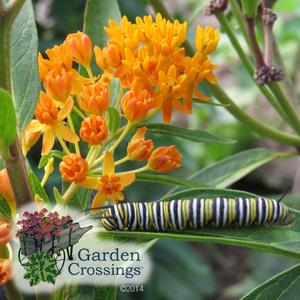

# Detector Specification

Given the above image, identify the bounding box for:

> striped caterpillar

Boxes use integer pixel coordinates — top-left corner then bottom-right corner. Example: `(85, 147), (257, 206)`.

(97, 196), (295, 231)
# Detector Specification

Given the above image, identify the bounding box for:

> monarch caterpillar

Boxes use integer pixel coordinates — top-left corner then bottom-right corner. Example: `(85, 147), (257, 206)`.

(96, 196), (295, 231)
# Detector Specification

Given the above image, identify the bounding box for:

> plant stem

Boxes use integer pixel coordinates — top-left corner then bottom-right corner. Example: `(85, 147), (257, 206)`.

(149, 0), (300, 147)
(228, 0), (250, 47)
(216, 12), (289, 123)
(62, 183), (78, 203)
(267, 81), (300, 135)
(206, 83), (300, 146)
(245, 16), (265, 68)
(57, 136), (70, 155)
(67, 115), (80, 156)
(73, 106), (86, 119)
(0, 0), (34, 207)
(120, 164), (150, 175)
(4, 280), (23, 300)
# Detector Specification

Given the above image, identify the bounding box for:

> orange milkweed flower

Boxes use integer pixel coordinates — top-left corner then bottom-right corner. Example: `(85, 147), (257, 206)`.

(80, 115), (108, 145)
(121, 89), (159, 122)
(0, 259), (13, 285)
(158, 64), (188, 124)
(22, 127), (41, 156)
(94, 43), (123, 70)
(79, 151), (135, 207)
(25, 92), (79, 156)
(59, 154), (89, 183)
(38, 43), (73, 82)
(0, 221), (12, 246)
(77, 83), (109, 115)
(66, 31), (92, 67)
(45, 67), (73, 103)
(195, 25), (220, 55)
(0, 170), (15, 209)
(127, 127), (153, 160)
(148, 145), (182, 173)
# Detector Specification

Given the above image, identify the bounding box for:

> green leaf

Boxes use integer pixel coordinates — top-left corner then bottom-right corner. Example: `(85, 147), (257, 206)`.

(11, 0), (40, 129)
(53, 187), (64, 205)
(83, 0), (121, 73)
(0, 89), (17, 155)
(136, 174), (206, 188)
(100, 188), (300, 259)
(136, 123), (235, 144)
(165, 148), (294, 196)
(0, 195), (12, 220)
(241, 264), (300, 300)
(28, 170), (50, 204)
(107, 107), (121, 134)
(38, 150), (64, 169)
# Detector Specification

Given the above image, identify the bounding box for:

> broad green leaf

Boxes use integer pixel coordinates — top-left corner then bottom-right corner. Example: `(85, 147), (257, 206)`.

(28, 170), (50, 204)
(11, 0), (40, 129)
(83, 0), (121, 73)
(166, 148), (294, 196)
(0, 195), (12, 220)
(0, 89), (17, 154)
(241, 264), (300, 300)
(136, 123), (235, 144)
(100, 188), (300, 259)
(136, 174), (206, 188)
(107, 107), (121, 134)
(38, 150), (64, 169)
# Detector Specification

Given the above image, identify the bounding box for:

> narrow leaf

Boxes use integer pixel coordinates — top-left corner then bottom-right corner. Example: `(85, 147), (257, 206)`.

(0, 195), (12, 220)
(53, 187), (64, 205)
(136, 174), (206, 188)
(28, 170), (50, 204)
(241, 264), (300, 300)
(165, 148), (294, 196)
(11, 0), (40, 129)
(136, 123), (235, 144)
(38, 150), (64, 169)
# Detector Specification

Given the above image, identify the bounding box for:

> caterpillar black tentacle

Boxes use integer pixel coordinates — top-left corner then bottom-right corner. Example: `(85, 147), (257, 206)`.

(100, 197), (295, 231)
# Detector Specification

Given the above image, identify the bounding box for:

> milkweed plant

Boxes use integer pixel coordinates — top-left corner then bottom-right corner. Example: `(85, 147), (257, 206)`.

(0, 0), (300, 299)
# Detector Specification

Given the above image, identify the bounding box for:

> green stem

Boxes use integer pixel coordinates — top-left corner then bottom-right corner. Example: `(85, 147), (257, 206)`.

(62, 183), (78, 203)
(228, 0), (250, 47)
(267, 81), (300, 135)
(0, 0), (34, 207)
(150, 0), (300, 147)
(205, 83), (300, 147)
(4, 280), (23, 300)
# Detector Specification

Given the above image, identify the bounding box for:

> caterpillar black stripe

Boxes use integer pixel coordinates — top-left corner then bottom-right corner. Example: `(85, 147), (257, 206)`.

(100, 197), (295, 231)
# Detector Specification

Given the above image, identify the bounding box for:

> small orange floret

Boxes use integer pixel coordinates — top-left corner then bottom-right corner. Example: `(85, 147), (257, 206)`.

(0, 169), (15, 211)
(121, 89), (159, 122)
(80, 115), (108, 145)
(148, 145), (182, 173)
(45, 67), (73, 103)
(34, 92), (58, 125)
(127, 127), (153, 160)
(0, 259), (13, 285)
(59, 154), (89, 183)
(94, 43), (123, 70)
(99, 175), (122, 196)
(66, 31), (92, 67)
(77, 83), (109, 115)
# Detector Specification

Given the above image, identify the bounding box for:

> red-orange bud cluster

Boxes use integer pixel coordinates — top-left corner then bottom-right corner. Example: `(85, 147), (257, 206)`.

(80, 116), (108, 145)
(59, 154), (89, 183)
(148, 145), (182, 173)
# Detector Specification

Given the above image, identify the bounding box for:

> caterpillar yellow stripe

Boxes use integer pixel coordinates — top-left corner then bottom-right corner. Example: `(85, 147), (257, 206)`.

(101, 197), (294, 231)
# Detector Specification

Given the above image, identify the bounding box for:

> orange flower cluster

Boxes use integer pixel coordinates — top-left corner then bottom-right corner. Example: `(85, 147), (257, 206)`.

(20, 14), (219, 207)
(95, 13), (219, 123)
